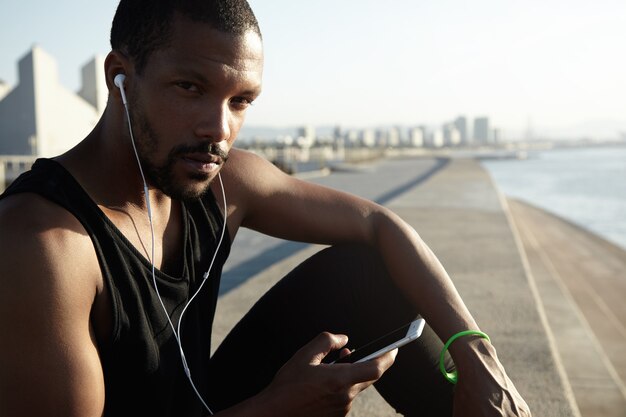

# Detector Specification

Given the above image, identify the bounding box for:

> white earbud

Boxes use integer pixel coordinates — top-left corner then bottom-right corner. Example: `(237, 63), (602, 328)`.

(114, 73), (128, 106)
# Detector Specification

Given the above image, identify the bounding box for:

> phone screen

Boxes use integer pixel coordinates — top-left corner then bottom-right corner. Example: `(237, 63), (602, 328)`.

(332, 318), (425, 364)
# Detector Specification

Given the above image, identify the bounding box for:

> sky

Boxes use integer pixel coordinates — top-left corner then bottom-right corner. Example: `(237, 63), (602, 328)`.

(1, 0), (625, 140)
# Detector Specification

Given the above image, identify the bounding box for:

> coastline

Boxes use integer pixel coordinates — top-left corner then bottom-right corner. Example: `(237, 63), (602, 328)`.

(508, 196), (626, 256)
(480, 144), (626, 253)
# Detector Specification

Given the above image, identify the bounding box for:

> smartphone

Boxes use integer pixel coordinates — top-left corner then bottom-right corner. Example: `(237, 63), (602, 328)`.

(332, 318), (426, 364)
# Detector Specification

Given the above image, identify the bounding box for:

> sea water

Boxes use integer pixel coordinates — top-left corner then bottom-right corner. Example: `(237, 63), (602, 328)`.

(481, 145), (626, 251)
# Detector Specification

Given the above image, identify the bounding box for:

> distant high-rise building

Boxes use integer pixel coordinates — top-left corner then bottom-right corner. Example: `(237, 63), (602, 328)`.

(361, 129), (376, 147)
(387, 127), (400, 147)
(408, 127), (424, 147)
(375, 128), (388, 147)
(473, 117), (490, 144)
(345, 129), (360, 146)
(443, 123), (461, 147)
(454, 116), (468, 145)
(431, 129), (445, 148)
(297, 125), (316, 147)
(418, 125), (429, 146)
(492, 128), (502, 143)
(333, 125), (343, 141)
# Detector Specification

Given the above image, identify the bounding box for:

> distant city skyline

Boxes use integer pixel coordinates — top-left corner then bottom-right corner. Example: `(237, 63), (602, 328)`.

(2, 0), (625, 140)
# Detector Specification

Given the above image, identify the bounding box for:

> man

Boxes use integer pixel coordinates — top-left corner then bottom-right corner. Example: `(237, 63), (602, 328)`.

(0, 1), (531, 416)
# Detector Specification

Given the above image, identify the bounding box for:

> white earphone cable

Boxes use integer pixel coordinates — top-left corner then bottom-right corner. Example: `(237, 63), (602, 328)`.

(121, 90), (222, 415)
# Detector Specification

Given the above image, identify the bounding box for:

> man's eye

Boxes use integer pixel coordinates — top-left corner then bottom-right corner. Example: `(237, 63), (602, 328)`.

(230, 97), (254, 110)
(176, 81), (199, 93)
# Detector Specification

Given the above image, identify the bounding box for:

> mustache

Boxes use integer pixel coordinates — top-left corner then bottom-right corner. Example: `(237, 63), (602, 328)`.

(170, 142), (229, 162)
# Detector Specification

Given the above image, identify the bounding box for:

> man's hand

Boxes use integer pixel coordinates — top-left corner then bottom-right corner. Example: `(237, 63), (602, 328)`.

(260, 332), (397, 417)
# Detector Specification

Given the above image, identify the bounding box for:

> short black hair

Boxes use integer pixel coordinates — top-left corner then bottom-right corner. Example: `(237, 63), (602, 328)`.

(110, 0), (261, 73)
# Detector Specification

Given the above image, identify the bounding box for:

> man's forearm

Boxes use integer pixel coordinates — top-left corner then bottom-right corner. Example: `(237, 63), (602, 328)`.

(371, 209), (484, 356)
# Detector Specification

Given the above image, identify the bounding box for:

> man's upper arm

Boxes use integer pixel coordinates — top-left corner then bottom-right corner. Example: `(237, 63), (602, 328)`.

(0, 194), (105, 417)
(221, 149), (392, 246)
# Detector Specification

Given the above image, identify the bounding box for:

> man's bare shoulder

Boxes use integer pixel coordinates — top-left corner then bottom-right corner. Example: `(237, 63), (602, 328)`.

(0, 192), (100, 294)
(215, 148), (304, 231)
(222, 147), (298, 193)
(0, 192), (89, 238)
(224, 147), (286, 178)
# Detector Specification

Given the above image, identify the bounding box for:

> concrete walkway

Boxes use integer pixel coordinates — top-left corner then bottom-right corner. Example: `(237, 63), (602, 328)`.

(210, 156), (610, 416)
(509, 199), (626, 417)
(380, 158), (577, 416)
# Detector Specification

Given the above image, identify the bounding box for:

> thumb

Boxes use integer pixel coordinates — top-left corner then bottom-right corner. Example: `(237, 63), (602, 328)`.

(295, 332), (349, 365)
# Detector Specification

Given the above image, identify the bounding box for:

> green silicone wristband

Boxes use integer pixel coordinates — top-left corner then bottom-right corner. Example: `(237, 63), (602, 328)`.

(439, 330), (491, 384)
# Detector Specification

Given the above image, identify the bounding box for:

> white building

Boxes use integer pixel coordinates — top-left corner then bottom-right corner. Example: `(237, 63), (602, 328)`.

(408, 127), (424, 147)
(443, 123), (461, 147)
(453, 116), (468, 145)
(431, 129), (445, 148)
(296, 125), (316, 148)
(0, 46), (106, 157)
(360, 129), (376, 148)
(387, 127), (401, 147)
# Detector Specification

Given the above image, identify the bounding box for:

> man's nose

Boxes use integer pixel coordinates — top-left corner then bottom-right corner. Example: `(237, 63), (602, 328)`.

(193, 102), (231, 143)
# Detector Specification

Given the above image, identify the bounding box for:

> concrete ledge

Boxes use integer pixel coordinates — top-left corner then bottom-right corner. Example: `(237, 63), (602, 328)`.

(508, 198), (626, 416)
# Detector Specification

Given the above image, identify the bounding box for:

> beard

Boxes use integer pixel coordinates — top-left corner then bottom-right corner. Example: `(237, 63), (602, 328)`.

(127, 98), (229, 202)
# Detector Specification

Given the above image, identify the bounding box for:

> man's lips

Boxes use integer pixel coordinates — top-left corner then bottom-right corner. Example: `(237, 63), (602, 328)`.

(183, 153), (223, 165)
(180, 153), (223, 174)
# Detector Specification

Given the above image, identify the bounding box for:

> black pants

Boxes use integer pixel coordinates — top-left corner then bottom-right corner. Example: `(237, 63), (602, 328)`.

(207, 244), (454, 416)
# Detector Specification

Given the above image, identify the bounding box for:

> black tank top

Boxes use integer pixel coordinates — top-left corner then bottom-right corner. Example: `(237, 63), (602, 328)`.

(1, 158), (231, 416)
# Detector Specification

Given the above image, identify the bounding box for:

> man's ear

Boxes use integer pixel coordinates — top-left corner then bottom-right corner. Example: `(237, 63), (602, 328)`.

(104, 51), (131, 98)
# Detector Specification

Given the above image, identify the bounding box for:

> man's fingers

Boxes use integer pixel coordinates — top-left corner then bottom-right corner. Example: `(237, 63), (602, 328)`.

(343, 348), (398, 384)
(291, 332), (398, 385)
(338, 347), (352, 359)
(340, 349), (399, 398)
(295, 332), (349, 365)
